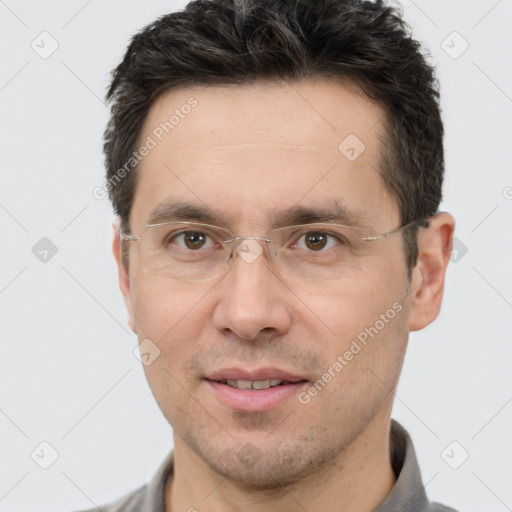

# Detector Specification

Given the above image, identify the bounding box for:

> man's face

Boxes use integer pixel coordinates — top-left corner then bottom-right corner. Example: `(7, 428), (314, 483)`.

(119, 80), (415, 485)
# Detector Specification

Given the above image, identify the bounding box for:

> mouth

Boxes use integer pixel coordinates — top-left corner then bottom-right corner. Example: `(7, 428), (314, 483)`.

(204, 368), (309, 412)
(214, 378), (305, 390)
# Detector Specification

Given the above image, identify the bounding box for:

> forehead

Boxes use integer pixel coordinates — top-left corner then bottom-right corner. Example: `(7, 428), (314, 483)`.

(130, 79), (397, 230)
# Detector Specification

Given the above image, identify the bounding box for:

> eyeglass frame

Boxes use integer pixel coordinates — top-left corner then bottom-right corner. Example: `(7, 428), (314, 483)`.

(119, 216), (431, 264)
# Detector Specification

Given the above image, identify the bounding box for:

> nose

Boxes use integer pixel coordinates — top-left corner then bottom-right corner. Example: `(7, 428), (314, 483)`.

(212, 239), (292, 341)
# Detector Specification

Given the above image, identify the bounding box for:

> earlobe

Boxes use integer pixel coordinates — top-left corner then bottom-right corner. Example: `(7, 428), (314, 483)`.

(407, 212), (455, 332)
(112, 217), (137, 334)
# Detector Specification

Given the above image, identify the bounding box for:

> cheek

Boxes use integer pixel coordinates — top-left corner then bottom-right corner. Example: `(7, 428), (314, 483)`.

(130, 277), (218, 392)
(308, 299), (409, 423)
(298, 256), (405, 326)
(131, 277), (207, 340)
(132, 279), (212, 417)
(303, 255), (409, 375)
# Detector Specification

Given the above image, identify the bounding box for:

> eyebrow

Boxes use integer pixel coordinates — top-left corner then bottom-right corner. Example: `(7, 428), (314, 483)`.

(268, 203), (365, 228)
(146, 198), (367, 230)
(147, 200), (223, 226)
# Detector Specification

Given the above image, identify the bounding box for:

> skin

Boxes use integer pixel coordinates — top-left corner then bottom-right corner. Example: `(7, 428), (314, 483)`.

(112, 79), (455, 512)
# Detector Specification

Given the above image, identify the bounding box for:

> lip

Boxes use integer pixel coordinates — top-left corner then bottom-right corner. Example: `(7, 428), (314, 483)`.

(204, 367), (309, 412)
(205, 367), (307, 382)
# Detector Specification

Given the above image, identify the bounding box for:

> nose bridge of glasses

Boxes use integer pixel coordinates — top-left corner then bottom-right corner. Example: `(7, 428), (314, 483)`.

(226, 235), (278, 264)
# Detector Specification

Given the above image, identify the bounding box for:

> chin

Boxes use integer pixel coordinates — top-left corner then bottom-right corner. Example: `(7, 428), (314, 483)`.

(191, 427), (346, 489)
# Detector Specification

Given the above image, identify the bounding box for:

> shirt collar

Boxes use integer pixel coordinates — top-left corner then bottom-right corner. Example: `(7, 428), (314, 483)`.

(375, 419), (432, 511)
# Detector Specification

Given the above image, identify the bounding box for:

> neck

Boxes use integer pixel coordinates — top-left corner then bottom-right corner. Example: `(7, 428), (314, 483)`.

(165, 414), (396, 512)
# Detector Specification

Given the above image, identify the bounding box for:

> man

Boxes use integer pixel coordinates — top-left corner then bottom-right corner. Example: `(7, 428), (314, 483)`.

(89, 0), (457, 510)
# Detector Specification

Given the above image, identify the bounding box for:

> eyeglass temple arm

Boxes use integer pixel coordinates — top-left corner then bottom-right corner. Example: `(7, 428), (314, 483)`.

(362, 218), (430, 242)
(120, 231), (140, 242)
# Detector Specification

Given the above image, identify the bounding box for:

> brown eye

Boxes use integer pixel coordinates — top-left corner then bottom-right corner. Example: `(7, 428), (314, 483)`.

(292, 229), (346, 252)
(304, 232), (328, 251)
(183, 231), (208, 250)
(169, 231), (216, 251)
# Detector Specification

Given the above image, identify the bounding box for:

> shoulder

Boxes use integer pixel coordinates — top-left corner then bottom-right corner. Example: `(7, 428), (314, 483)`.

(73, 484), (147, 512)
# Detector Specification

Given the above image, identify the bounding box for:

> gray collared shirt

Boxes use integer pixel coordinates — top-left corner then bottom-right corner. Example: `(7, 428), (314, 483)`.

(78, 420), (459, 512)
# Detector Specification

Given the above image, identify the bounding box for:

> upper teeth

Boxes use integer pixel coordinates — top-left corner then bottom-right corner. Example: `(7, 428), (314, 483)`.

(224, 379), (283, 390)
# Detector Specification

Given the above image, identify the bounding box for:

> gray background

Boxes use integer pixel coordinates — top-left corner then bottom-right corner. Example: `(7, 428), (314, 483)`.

(1, 1), (511, 511)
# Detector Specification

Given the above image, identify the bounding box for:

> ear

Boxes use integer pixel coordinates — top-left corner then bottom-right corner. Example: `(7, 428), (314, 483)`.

(112, 217), (137, 334)
(408, 212), (455, 332)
